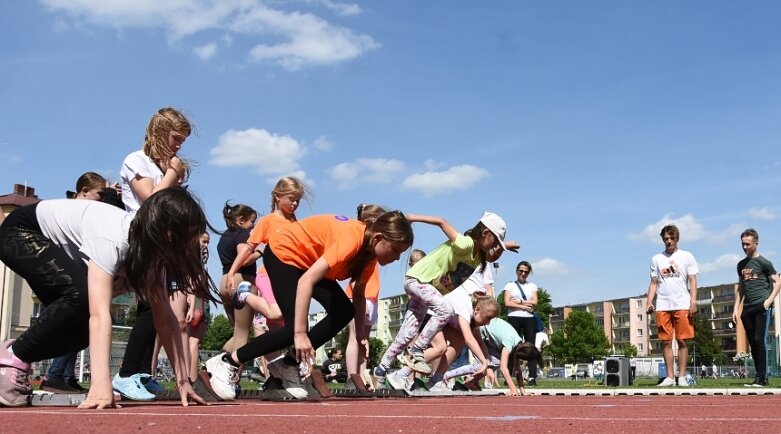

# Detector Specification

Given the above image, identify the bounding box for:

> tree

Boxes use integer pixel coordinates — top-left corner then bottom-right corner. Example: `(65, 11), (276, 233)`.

(547, 310), (610, 364)
(202, 314), (234, 351)
(335, 325), (387, 369)
(690, 315), (722, 365)
(535, 288), (554, 328)
(620, 343), (638, 358)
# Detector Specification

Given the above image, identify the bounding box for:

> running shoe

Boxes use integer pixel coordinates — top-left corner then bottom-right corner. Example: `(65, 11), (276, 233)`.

(40, 376), (79, 394)
(0, 339), (32, 407)
(232, 281), (252, 310)
(657, 377), (676, 387)
(372, 365), (387, 390)
(386, 370), (412, 391)
(139, 373), (165, 394)
(427, 381), (451, 392)
(67, 377), (88, 393)
(397, 348), (432, 375)
(205, 353), (239, 400)
(745, 377), (767, 387)
(112, 373), (156, 401)
(266, 354), (307, 399)
(677, 377), (690, 387)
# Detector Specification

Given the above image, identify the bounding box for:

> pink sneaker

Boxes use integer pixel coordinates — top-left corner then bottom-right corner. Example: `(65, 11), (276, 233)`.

(0, 340), (32, 407)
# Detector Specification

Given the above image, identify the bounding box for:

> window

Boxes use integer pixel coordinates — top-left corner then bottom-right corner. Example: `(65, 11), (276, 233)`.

(638, 343), (644, 352)
(637, 328), (643, 337)
(636, 300), (643, 308)
(637, 314), (643, 322)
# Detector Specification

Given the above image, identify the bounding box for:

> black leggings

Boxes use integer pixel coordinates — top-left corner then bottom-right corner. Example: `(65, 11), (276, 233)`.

(507, 316), (538, 379)
(118, 301), (156, 377)
(0, 204), (90, 362)
(236, 246), (354, 364)
(741, 303), (769, 379)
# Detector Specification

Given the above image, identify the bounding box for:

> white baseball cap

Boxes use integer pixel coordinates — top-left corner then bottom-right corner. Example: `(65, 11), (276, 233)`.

(479, 212), (508, 251)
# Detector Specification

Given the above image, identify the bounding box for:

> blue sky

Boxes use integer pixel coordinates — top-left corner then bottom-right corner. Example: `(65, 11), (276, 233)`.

(2, 1), (780, 311)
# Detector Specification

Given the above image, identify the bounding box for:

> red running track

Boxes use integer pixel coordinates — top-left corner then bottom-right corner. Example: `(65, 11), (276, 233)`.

(3, 395), (780, 433)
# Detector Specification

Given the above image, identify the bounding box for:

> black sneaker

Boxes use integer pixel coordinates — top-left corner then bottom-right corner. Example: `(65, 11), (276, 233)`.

(40, 377), (79, 394)
(527, 378), (537, 387)
(744, 378), (767, 387)
(66, 378), (88, 393)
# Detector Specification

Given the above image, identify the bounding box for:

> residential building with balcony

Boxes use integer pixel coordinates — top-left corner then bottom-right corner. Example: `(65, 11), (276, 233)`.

(552, 284), (779, 370)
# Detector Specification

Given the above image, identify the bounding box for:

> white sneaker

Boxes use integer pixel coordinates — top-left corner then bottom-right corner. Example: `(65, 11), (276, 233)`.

(205, 353), (239, 400)
(266, 355), (308, 399)
(657, 377), (676, 387)
(427, 381), (451, 392)
(386, 370), (411, 391)
(678, 377), (690, 387)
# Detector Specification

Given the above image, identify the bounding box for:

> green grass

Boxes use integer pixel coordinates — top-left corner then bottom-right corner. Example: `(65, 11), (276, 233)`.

(525, 377), (775, 389)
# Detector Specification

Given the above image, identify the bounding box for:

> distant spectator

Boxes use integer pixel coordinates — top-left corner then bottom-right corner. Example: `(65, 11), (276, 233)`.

(321, 348), (347, 383)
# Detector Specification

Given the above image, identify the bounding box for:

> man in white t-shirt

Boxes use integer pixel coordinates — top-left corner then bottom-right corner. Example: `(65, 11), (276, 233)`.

(646, 224), (698, 387)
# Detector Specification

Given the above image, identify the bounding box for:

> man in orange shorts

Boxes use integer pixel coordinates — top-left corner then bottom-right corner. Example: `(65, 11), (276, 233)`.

(646, 224), (698, 387)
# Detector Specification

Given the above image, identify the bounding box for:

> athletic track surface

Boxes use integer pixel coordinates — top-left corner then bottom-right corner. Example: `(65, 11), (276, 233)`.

(3, 393), (781, 433)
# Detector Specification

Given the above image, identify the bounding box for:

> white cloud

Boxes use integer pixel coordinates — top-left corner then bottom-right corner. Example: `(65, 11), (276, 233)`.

(319, 0), (361, 16)
(326, 158), (407, 188)
(532, 257), (572, 276)
(628, 213), (743, 244)
(240, 7), (379, 70)
(40, 0), (379, 70)
(193, 42), (218, 61)
(313, 135), (335, 151)
(209, 128), (307, 179)
(699, 253), (742, 274)
(401, 164), (489, 196)
(748, 207), (776, 221)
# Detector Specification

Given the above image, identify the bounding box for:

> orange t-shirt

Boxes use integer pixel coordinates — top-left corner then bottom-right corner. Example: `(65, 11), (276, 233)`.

(345, 264), (380, 301)
(248, 213), (292, 245)
(248, 213), (293, 275)
(269, 214), (376, 283)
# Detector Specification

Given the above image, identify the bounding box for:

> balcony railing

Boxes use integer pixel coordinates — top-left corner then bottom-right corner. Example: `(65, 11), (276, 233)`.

(711, 295), (735, 303)
(713, 328), (735, 336)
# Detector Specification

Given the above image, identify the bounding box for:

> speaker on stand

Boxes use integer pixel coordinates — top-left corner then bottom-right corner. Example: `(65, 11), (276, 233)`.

(605, 356), (630, 387)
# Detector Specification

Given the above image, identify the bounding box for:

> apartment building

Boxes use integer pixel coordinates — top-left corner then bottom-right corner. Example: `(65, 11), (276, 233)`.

(549, 283), (779, 366)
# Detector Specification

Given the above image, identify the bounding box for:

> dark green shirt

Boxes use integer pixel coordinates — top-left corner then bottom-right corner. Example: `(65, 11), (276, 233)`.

(737, 255), (777, 307)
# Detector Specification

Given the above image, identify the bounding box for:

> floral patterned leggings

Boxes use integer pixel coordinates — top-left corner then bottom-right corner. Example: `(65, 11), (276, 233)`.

(379, 278), (454, 370)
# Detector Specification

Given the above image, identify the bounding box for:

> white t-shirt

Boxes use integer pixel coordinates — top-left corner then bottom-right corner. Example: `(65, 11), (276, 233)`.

(431, 265), (494, 329)
(36, 199), (133, 277)
(650, 249), (698, 311)
(502, 280), (538, 318)
(120, 150), (164, 213)
(460, 264), (494, 295)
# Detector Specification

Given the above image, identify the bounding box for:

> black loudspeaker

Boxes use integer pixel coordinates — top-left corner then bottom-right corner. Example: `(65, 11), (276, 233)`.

(605, 357), (630, 387)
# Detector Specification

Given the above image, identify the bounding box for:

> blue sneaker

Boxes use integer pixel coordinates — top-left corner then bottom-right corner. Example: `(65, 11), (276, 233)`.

(112, 373), (155, 401)
(232, 281), (252, 310)
(139, 373), (165, 394)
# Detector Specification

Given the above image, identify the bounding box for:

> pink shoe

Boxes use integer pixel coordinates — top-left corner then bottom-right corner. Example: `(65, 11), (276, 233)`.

(0, 340), (32, 407)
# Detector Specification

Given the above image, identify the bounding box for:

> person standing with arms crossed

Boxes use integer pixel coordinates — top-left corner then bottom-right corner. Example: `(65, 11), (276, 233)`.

(733, 228), (781, 387)
(646, 224), (698, 387)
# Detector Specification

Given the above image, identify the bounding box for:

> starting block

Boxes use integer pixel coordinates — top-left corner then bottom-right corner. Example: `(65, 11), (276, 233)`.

(29, 392), (87, 406)
(192, 371), (222, 402)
